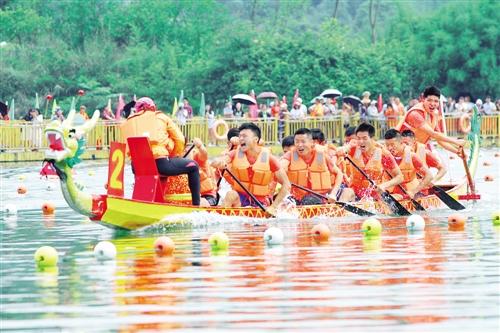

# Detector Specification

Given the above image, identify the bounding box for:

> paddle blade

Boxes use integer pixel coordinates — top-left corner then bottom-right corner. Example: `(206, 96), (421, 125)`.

(381, 191), (411, 216)
(432, 186), (466, 210)
(411, 198), (426, 211)
(337, 201), (375, 216)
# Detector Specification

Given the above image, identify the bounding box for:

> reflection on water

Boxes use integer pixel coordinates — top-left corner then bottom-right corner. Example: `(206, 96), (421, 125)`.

(1, 153), (500, 332)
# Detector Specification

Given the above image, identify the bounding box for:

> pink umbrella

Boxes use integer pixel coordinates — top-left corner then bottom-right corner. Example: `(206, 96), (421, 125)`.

(257, 92), (278, 99)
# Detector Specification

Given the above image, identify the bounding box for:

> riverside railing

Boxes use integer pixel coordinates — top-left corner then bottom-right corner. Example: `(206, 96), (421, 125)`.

(1, 115), (498, 152)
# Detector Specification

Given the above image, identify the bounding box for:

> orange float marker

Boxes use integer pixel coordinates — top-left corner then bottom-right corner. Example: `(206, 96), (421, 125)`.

(42, 202), (55, 215)
(311, 224), (331, 242)
(448, 213), (466, 229)
(17, 185), (27, 194)
(484, 175), (494, 182)
(154, 236), (175, 256)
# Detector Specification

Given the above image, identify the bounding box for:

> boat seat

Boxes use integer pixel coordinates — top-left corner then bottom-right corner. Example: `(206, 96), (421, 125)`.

(127, 136), (166, 203)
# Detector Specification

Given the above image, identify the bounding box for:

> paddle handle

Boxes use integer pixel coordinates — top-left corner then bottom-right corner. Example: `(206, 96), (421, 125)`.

(460, 147), (475, 194)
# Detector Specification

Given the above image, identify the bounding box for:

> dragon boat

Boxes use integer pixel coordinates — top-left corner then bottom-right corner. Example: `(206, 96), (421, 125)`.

(42, 108), (481, 231)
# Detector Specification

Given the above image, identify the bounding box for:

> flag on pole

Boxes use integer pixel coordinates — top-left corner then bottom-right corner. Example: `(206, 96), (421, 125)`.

(377, 94), (383, 113)
(293, 89), (299, 105)
(70, 97), (76, 111)
(199, 93), (205, 117)
(133, 94), (137, 101)
(178, 90), (184, 106)
(172, 97), (178, 116)
(9, 99), (15, 120)
(52, 99), (58, 115)
(35, 93), (40, 109)
(107, 98), (112, 118)
(116, 94), (125, 120)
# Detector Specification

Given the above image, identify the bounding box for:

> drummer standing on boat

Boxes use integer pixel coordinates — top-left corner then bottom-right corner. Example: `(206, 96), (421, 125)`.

(396, 86), (465, 155)
(212, 123), (290, 216)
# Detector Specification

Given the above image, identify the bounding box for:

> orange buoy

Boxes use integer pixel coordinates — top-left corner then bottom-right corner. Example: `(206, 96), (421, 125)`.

(154, 236), (175, 256)
(448, 213), (466, 229)
(311, 224), (331, 242)
(484, 175), (494, 182)
(17, 185), (27, 194)
(483, 161), (491, 166)
(42, 202), (55, 215)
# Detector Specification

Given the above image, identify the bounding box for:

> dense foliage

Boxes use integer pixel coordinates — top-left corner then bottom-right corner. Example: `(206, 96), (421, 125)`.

(1, 0), (498, 116)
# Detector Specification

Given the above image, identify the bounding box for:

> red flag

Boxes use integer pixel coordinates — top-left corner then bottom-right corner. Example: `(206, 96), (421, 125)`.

(377, 94), (383, 112)
(116, 94), (125, 120)
(248, 89), (258, 119)
(293, 89), (299, 105)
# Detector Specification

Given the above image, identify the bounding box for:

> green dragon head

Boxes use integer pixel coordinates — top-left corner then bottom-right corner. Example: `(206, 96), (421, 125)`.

(44, 108), (100, 166)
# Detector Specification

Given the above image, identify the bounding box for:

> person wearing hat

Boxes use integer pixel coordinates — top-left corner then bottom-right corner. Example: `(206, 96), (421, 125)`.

(79, 105), (89, 120)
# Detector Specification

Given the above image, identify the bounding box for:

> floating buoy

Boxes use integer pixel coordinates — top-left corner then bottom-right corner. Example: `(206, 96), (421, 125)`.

(4, 204), (17, 215)
(448, 213), (466, 229)
(46, 183), (55, 191)
(154, 236), (175, 256)
(406, 215), (426, 231)
(484, 175), (494, 182)
(263, 227), (284, 245)
(362, 218), (382, 236)
(42, 202), (55, 215)
(94, 241), (117, 260)
(88, 170), (95, 176)
(311, 224), (330, 242)
(34, 246), (58, 267)
(208, 232), (229, 251)
(495, 152), (500, 158)
(483, 161), (491, 166)
(18, 174), (26, 181)
(17, 185), (27, 194)
(492, 211), (500, 226)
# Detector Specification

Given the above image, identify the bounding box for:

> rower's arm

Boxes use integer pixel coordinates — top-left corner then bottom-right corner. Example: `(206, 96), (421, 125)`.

(379, 166), (404, 192)
(419, 123), (465, 152)
(430, 152), (447, 182)
(269, 168), (291, 211)
(411, 159), (433, 197)
(436, 140), (462, 155)
(210, 155), (231, 170)
(328, 160), (343, 196)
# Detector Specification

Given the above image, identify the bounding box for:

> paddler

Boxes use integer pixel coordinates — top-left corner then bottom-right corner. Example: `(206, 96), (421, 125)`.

(281, 128), (351, 205)
(396, 86), (465, 155)
(211, 123), (290, 216)
(384, 129), (433, 199)
(129, 97), (201, 206)
(184, 138), (218, 207)
(339, 123), (404, 201)
(401, 129), (447, 182)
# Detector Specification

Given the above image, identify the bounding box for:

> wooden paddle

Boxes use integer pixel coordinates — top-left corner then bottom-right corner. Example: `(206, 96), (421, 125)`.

(460, 147), (476, 194)
(344, 155), (411, 216)
(417, 173), (465, 210)
(383, 170), (425, 211)
(291, 183), (375, 216)
(223, 167), (275, 217)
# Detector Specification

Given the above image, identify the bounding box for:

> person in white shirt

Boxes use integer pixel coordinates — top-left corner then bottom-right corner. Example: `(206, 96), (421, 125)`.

(289, 101), (305, 119)
(483, 96), (497, 115)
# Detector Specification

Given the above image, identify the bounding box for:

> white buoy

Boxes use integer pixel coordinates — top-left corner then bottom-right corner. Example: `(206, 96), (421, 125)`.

(406, 214), (426, 231)
(4, 204), (18, 215)
(94, 241), (117, 260)
(263, 227), (284, 245)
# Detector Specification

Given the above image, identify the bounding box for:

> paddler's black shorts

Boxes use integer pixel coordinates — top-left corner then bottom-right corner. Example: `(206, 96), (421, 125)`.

(202, 194), (217, 206)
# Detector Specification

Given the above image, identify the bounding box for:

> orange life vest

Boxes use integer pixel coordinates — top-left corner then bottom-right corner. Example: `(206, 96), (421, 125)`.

(396, 102), (439, 144)
(230, 147), (273, 197)
(194, 153), (217, 196)
(387, 146), (419, 192)
(287, 147), (332, 200)
(350, 147), (384, 195)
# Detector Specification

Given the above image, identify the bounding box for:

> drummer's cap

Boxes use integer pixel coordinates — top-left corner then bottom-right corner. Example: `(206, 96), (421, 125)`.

(423, 86), (441, 98)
